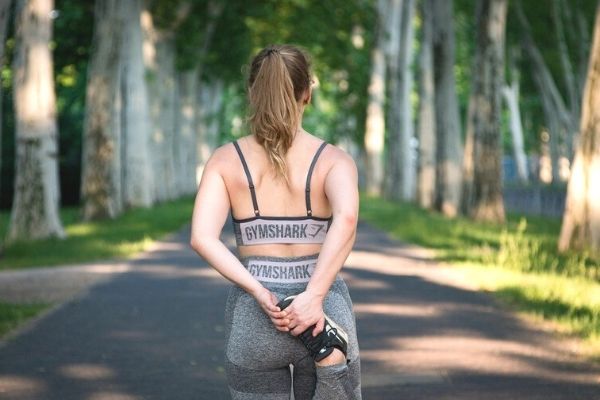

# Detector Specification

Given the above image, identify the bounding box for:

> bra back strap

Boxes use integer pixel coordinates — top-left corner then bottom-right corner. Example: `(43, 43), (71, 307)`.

(305, 141), (328, 216)
(233, 141), (260, 216)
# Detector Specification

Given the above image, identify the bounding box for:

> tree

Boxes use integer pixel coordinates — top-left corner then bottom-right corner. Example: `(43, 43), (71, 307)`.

(0, 0), (11, 212)
(416, 0), (436, 209)
(119, 0), (154, 208)
(80, 0), (124, 220)
(515, 0), (578, 183)
(364, 0), (388, 196)
(7, 0), (65, 242)
(141, 2), (180, 203)
(465, 0), (507, 223)
(384, 0), (416, 201)
(431, 0), (463, 217)
(558, 2), (600, 253)
(502, 47), (529, 183)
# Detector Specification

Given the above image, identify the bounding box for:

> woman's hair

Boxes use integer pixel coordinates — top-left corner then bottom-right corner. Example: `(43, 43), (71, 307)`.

(246, 44), (312, 182)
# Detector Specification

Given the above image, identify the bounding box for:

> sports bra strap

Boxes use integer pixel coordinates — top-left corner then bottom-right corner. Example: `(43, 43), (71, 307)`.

(233, 140), (260, 216)
(305, 141), (328, 216)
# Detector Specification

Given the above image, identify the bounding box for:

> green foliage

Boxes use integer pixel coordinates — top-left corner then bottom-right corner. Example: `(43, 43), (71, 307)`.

(0, 301), (52, 338)
(359, 195), (598, 279)
(205, 0), (375, 145)
(0, 196), (195, 270)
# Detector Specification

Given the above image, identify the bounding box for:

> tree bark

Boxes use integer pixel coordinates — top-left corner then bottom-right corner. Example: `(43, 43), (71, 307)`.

(383, 0), (402, 200)
(196, 78), (223, 178)
(431, 0), (463, 217)
(552, 0), (580, 133)
(558, 3), (600, 253)
(384, 0), (415, 201)
(468, 0), (507, 223)
(0, 0), (11, 204)
(119, 0), (154, 208)
(417, 0), (436, 209)
(175, 69), (198, 196)
(141, 6), (178, 202)
(7, 0), (65, 242)
(80, 0), (124, 220)
(502, 49), (529, 183)
(515, 0), (577, 182)
(364, 0), (388, 196)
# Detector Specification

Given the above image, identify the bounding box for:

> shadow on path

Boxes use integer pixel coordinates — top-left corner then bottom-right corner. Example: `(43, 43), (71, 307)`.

(0, 221), (598, 399)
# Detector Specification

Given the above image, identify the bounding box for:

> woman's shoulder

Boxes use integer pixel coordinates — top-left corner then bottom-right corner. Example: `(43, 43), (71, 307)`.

(203, 141), (239, 173)
(301, 133), (357, 176)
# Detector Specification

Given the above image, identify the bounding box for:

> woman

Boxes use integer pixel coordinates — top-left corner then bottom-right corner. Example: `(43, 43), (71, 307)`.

(190, 44), (361, 399)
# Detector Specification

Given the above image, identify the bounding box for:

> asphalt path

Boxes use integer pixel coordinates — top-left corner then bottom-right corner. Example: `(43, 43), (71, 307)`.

(0, 221), (599, 399)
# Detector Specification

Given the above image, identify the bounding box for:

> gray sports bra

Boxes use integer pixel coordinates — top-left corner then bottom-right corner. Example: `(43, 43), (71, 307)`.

(231, 140), (333, 246)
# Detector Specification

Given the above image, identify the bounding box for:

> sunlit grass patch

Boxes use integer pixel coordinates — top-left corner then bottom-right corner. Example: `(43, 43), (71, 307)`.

(0, 195), (195, 270)
(359, 194), (600, 359)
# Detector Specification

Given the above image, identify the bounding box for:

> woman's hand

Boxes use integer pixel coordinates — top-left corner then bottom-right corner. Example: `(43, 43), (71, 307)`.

(285, 291), (325, 337)
(253, 287), (290, 332)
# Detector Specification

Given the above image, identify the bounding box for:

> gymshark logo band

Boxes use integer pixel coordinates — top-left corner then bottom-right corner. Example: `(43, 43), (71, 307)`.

(240, 221), (328, 244)
(245, 260), (317, 283)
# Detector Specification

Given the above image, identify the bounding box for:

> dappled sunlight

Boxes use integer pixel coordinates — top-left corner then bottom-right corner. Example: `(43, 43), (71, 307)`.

(354, 302), (439, 317)
(0, 375), (47, 395)
(87, 391), (142, 400)
(59, 363), (116, 380)
(360, 333), (600, 384)
(67, 224), (100, 236)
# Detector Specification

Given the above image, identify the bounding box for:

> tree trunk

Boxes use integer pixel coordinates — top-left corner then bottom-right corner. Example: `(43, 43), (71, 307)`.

(119, 0), (154, 208)
(0, 0), (11, 205)
(558, 3), (600, 253)
(516, 0), (577, 182)
(417, 0), (436, 209)
(364, 0), (388, 196)
(384, 0), (416, 201)
(460, 94), (476, 214)
(7, 0), (65, 242)
(552, 0), (580, 135)
(80, 0), (124, 220)
(431, 0), (463, 217)
(141, 6), (178, 203)
(196, 78), (223, 179)
(502, 61), (529, 183)
(175, 70), (198, 196)
(468, 0), (507, 223)
(383, 0), (401, 198)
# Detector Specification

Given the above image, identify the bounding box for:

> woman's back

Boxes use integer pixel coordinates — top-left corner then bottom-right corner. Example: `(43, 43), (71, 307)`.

(189, 44), (361, 399)
(219, 132), (334, 258)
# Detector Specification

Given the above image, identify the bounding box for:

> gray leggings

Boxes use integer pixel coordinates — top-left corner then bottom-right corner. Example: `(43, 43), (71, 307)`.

(224, 255), (362, 399)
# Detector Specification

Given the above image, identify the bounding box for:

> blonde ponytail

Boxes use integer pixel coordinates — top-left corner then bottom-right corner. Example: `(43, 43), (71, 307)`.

(247, 45), (312, 182)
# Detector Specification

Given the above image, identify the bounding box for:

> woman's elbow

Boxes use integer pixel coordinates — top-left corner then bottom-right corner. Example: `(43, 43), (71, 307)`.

(337, 210), (358, 232)
(190, 234), (210, 255)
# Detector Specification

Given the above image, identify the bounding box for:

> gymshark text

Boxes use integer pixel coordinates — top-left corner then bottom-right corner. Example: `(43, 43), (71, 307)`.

(244, 223), (326, 241)
(247, 263), (314, 280)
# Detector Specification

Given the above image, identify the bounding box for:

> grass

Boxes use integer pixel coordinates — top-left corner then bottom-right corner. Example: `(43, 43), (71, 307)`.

(0, 196), (195, 337)
(0, 301), (53, 338)
(0, 195), (196, 270)
(359, 194), (600, 359)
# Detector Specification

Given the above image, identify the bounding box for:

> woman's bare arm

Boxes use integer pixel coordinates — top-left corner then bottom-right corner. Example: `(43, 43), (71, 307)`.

(189, 146), (288, 330)
(285, 149), (359, 336)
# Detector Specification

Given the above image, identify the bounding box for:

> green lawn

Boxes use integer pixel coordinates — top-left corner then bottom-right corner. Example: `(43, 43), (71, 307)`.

(0, 301), (53, 338)
(359, 195), (600, 359)
(0, 195), (196, 270)
(0, 196), (196, 340)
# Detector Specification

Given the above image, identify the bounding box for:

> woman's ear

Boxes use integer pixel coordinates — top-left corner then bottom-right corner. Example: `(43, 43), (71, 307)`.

(303, 88), (312, 105)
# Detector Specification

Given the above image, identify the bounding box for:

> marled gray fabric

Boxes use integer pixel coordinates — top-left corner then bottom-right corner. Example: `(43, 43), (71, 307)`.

(223, 255), (362, 399)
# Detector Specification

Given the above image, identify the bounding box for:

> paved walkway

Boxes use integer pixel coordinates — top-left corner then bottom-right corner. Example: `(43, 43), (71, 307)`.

(0, 222), (599, 399)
